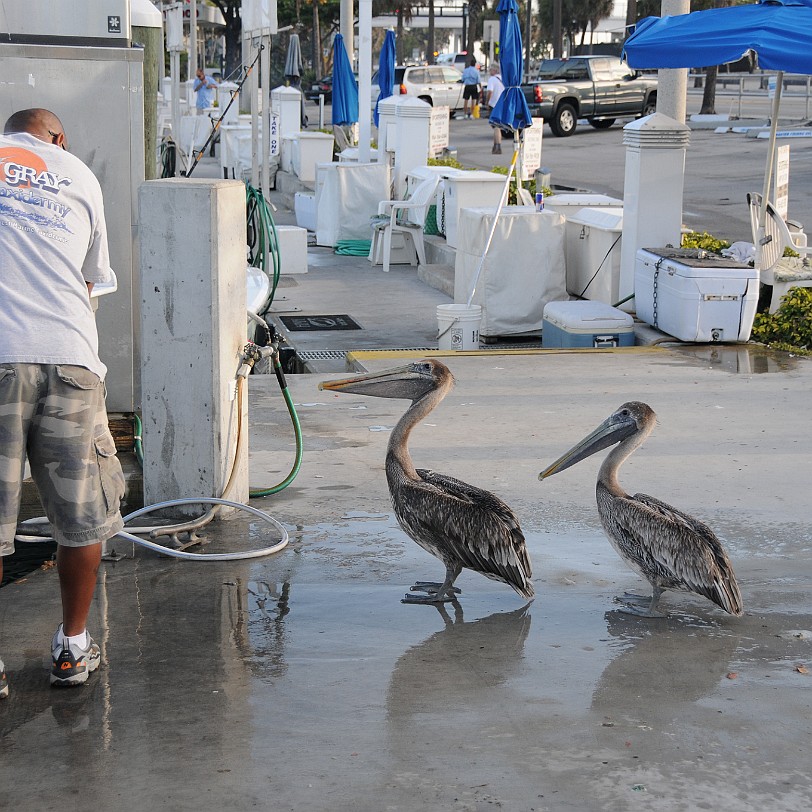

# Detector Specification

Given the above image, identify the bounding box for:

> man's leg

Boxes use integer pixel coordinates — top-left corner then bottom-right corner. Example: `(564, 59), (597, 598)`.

(57, 543), (102, 637)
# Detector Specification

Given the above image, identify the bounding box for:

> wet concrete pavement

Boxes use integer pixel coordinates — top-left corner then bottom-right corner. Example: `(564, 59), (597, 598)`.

(3, 137), (812, 810)
(3, 343), (811, 811)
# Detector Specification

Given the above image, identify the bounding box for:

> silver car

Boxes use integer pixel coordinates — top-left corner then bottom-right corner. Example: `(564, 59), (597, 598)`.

(373, 65), (466, 115)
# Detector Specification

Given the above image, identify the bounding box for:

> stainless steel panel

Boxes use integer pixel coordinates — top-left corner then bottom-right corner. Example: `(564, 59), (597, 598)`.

(0, 43), (144, 411)
(0, 0), (130, 43)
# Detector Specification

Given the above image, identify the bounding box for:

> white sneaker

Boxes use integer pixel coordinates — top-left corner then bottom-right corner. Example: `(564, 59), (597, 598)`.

(50, 626), (101, 687)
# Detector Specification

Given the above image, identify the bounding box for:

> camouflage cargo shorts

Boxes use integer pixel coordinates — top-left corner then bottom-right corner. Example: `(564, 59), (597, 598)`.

(0, 364), (126, 555)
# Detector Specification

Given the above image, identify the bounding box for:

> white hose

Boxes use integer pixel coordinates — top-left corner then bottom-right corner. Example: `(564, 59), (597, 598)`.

(15, 498), (289, 561)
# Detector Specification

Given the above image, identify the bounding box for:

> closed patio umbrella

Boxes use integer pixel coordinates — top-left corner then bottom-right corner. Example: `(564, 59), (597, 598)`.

(374, 29), (396, 128)
(332, 33), (359, 127)
(489, 0), (533, 133)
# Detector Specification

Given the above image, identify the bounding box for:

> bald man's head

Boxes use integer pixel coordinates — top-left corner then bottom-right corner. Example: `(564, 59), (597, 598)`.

(4, 108), (67, 149)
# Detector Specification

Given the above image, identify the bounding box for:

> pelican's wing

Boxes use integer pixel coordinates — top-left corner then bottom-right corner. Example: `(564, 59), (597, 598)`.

(605, 491), (742, 615)
(400, 468), (533, 598)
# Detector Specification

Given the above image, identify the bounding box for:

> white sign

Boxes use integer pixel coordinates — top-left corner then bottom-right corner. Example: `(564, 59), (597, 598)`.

(774, 143), (789, 221)
(520, 120), (542, 180)
(429, 107), (450, 155)
(269, 112), (280, 156)
(241, 0), (278, 34)
(483, 20), (499, 43)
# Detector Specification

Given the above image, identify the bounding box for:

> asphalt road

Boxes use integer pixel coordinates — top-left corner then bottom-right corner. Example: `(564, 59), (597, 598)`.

(308, 86), (812, 243)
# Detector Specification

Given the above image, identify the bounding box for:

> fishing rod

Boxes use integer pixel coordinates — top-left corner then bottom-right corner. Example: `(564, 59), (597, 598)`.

(184, 44), (264, 179)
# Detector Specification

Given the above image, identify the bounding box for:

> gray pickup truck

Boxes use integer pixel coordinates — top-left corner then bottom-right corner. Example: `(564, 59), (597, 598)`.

(522, 56), (658, 137)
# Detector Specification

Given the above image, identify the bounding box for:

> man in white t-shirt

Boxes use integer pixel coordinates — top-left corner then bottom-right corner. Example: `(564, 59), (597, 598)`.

(0, 108), (125, 698)
(486, 64), (505, 154)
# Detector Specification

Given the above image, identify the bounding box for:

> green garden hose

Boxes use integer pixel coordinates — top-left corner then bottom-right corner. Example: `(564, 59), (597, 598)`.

(249, 350), (303, 498)
(335, 239), (372, 256)
(245, 182), (281, 314)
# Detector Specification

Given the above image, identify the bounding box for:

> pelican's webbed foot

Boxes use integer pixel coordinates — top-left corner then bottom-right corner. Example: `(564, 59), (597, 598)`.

(614, 587), (666, 618)
(409, 581), (462, 594)
(402, 581), (461, 604)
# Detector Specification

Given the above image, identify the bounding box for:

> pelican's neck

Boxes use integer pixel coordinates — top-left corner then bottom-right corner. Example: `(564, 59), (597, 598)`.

(387, 382), (449, 480)
(597, 423), (651, 497)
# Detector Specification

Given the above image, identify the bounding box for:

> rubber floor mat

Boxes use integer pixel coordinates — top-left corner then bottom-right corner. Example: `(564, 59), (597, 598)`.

(279, 314), (361, 331)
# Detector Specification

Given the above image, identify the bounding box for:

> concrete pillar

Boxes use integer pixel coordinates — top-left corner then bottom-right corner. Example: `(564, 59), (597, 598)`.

(393, 97), (433, 198)
(658, 0), (690, 123)
(619, 113), (690, 312)
(139, 179), (248, 515)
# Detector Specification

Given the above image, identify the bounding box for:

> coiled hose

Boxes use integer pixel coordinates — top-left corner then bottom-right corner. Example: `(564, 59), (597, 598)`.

(246, 182), (281, 315)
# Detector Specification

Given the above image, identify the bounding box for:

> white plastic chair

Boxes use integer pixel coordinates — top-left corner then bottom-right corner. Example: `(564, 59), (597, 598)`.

(747, 192), (812, 312)
(369, 175), (439, 273)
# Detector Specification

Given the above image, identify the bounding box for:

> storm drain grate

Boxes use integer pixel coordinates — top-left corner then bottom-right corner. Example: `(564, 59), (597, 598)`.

(280, 314), (361, 331)
(297, 350), (349, 361)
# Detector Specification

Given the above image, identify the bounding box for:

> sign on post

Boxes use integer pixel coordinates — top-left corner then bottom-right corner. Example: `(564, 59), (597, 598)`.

(429, 107), (450, 155)
(520, 120), (542, 180)
(774, 143), (789, 221)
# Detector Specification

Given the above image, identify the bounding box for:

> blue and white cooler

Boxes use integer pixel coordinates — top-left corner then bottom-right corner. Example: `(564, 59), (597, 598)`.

(542, 301), (635, 348)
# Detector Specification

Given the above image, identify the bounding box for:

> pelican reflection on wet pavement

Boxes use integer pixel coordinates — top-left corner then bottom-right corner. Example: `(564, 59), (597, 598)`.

(540, 401), (743, 618)
(320, 360), (534, 604)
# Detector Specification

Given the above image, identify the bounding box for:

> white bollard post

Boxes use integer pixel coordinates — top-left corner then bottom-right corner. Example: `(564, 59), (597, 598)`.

(618, 113), (691, 312)
(139, 179), (249, 514)
(393, 97), (433, 198)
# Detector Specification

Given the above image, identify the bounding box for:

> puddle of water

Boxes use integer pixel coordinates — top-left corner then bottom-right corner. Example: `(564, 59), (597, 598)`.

(662, 344), (799, 374)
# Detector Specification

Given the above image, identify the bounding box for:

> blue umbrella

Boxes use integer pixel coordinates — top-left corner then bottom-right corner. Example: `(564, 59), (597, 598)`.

(331, 33), (359, 126)
(374, 29), (396, 128)
(489, 0), (533, 132)
(622, 0), (812, 265)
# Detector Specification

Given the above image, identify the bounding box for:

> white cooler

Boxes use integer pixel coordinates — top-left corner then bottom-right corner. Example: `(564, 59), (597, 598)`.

(635, 248), (759, 343)
(565, 207), (624, 304)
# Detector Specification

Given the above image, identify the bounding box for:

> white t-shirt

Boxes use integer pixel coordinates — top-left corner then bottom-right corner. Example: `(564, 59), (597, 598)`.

(487, 73), (504, 108)
(0, 132), (112, 379)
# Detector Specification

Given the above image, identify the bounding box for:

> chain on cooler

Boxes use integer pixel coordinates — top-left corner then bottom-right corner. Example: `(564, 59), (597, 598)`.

(652, 257), (664, 329)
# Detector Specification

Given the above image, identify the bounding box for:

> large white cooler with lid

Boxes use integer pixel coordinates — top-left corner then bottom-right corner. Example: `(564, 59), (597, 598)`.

(545, 193), (623, 220)
(635, 248), (759, 342)
(565, 207), (624, 304)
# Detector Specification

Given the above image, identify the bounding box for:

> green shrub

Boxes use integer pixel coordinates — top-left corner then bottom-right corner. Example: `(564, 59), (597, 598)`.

(750, 286), (812, 353)
(681, 231), (730, 253)
(427, 156), (464, 170)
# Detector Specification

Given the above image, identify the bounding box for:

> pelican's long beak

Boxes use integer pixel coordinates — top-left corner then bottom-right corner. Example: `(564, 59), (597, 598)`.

(319, 363), (433, 401)
(539, 413), (637, 480)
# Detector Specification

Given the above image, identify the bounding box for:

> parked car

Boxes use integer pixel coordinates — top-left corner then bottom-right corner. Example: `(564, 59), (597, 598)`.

(371, 65), (466, 115)
(436, 52), (479, 69)
(521, 56), (658, 137)
(305, 76), (333, 102)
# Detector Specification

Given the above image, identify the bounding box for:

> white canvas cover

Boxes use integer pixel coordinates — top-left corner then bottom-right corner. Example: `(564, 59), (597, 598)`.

(315, 162), (391, 247)
(454, 206), (568, 337)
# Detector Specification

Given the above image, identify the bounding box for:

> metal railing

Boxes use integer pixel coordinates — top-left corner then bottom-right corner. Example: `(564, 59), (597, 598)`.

(687, 71), (812, 120)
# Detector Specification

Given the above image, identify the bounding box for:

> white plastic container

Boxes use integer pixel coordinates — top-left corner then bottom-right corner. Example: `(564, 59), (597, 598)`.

(544, 193), (623, 221)
(635, 248), (759, 342)
(275, 225), (308, 274)
(542, 300), (634, 348)
(565, 207), (624, 305)
(437, 304), (482, 351)
(294, 192), (316, 231)
(293, 132), (334, 182)
(442, 171), (506, 248)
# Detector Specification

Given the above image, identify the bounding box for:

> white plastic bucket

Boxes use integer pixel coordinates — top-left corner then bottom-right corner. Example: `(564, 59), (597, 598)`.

(436, 304), (482, 351)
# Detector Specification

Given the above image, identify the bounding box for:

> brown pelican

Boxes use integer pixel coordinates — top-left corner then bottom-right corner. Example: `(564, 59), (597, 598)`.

(319, 359), (533, 603)
(539, 401), (742, 618)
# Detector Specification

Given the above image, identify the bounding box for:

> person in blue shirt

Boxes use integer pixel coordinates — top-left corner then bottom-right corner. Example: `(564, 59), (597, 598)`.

(461, 58), (481, 120)
(193, 67), (217, 114)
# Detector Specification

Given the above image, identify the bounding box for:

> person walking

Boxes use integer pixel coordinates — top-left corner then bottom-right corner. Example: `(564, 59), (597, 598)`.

(486, 64), (505, 154)
(461, 57), (480, 119)
(193, 67), (218, 114)
(0, 108), (126, 696)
